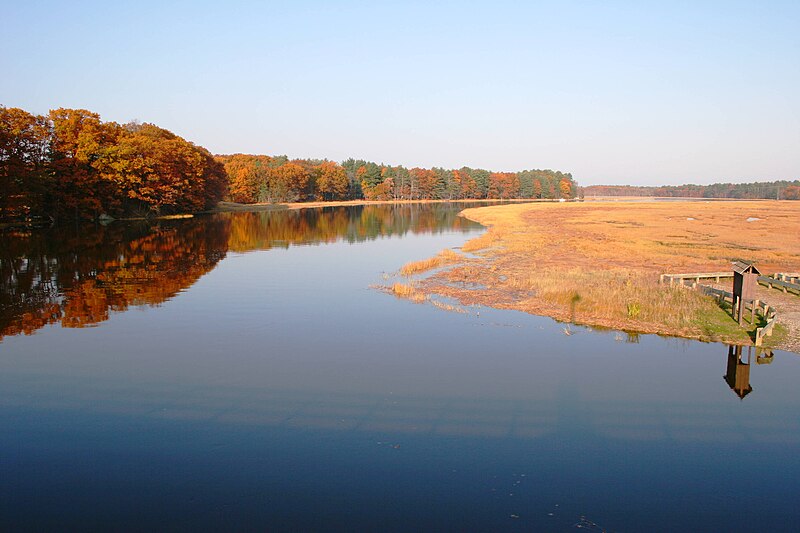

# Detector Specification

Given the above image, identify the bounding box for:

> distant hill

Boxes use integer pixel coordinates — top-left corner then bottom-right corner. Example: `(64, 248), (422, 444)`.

(583, 180), (800, 200)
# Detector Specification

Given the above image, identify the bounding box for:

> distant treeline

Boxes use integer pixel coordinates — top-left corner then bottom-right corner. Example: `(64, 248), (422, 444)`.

(584, 181), (800, 200)
(2, 105), (577, 222)
(217, 154), (577, 204)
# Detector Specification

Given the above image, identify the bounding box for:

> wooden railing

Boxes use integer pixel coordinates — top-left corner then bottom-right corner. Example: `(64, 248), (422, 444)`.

(775, 272), (800, 283)
(759, 275), (800, 295)
(659, 272), (731, 285)
(755, 314), (778, 347)
(660, 271), (778, 346)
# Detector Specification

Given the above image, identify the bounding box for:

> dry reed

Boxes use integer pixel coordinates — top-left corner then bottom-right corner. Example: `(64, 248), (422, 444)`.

(390, 283), (428, 303)
(400, 248), (463, 277)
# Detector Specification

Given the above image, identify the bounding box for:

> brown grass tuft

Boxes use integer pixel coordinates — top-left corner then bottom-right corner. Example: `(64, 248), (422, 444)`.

(399, 248), (463, 277)
(391, 283), (428, 303)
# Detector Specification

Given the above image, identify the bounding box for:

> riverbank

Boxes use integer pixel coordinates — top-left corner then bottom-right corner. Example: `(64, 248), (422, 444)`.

(391, 200), (800, 352)
(210, 198), (566, 213)
(1, 199), (571, 228)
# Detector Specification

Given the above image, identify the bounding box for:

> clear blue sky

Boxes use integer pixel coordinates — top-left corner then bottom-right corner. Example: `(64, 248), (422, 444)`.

(2, 1), (798, 185)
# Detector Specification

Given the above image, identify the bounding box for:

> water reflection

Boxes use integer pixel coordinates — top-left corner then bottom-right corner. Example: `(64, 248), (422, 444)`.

(226, 203), (480, 252)
(724, 345), (774, 399)
(0, 218), (230, 341)
(5, 344), (785, 442)
(0, 204), (481, 340)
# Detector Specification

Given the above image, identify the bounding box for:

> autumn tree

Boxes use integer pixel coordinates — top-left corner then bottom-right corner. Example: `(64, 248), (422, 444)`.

(316, 161), (348, 200)
(1, 105), (228, 221)
(47, 108), (123, 219)
(0, 107), (49, 218)
(263, 162), (309, 202)
(96, 122), (226, 214)
(559, 178), (572, 199)
(410, 168), (440, 199)
(469, 169), (491, 198)
(217, 154), (271, 203)
(488, 172), (520, 199)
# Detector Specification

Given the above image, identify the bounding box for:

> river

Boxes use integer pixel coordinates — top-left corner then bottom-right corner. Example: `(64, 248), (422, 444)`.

(1, 203), (799, 531)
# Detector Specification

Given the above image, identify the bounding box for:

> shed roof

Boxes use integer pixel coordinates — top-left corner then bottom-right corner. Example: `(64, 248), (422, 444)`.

(732, 261), (761, 275)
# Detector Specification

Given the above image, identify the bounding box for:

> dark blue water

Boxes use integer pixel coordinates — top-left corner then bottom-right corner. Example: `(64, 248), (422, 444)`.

(1, 204), (799, 531)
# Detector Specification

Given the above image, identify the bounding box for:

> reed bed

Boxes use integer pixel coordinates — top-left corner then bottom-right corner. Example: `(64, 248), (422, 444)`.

(390, 283), (428, 303)
(399, 248), (463, 277)
(503, 267), (727, 333)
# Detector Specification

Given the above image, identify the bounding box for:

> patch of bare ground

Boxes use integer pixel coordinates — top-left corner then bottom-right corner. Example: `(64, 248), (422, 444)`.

(755, 286), (800, 353)
(395, 200), (800, 352)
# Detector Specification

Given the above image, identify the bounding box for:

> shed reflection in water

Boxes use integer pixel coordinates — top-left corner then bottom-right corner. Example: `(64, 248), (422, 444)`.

(724, 345), (774, 400)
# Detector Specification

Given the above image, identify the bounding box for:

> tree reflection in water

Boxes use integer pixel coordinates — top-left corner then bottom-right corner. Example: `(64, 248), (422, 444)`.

(0, 217), (230, 340)
(0, 204), (481, 340)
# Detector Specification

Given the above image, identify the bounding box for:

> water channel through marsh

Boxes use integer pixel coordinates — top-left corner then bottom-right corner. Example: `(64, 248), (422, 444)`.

(1, 203), (799, 531)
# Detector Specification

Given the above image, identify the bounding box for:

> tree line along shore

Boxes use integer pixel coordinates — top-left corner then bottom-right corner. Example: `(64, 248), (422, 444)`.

(1, 106), (576, 223)
(584, 182), (800, 200)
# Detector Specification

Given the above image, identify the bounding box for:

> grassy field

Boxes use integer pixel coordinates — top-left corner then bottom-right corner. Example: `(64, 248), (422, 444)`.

(394, 200), (800, 349)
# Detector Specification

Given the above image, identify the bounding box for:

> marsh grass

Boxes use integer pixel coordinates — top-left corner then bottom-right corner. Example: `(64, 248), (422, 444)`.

(389, 201), (800, 346)
(390, 283), (428, 303)
(400, 248), (463, 277)
(502, 267), (750, 336)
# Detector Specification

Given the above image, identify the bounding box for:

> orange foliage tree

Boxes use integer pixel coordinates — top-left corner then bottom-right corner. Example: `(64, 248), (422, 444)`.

(265, 162), (309, 202)
(363, 177), (394, 200)
(0, 107), (49, 218)
(48, 108), (122, 219)
(315, 161), (348, 200)
(488, 172), (520, 199)
(559, 178), (572, 199)
(409, 168), (438, 199)
(98, 123), (227, 214)
(216, 154), (272, 203)
(784, 185), (800, 200)
(533, 179), (542, 198)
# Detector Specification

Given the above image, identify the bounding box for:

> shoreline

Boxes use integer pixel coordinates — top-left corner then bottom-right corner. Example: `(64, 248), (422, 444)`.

(390, 200), (800, 353)
(209, 197), (572, 213)
(1, 198), (570, 230)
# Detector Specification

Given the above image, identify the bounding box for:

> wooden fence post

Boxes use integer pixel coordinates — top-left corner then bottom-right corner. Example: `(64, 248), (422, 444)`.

(735, 296), (742, 324)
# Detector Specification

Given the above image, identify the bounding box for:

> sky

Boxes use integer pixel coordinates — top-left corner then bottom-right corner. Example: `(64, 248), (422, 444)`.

(1, 1), (798, 186)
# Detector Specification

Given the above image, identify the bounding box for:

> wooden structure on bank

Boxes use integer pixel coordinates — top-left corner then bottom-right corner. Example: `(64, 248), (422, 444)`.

(660, 262), (779, 347)
(732, 261), (761, 325)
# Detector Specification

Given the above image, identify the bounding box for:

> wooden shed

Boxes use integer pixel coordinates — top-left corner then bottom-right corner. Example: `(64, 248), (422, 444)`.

(732, 261), (761, 325)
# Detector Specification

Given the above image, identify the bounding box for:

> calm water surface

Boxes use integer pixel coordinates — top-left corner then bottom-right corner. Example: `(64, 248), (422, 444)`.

(1, 204), (799, 531)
